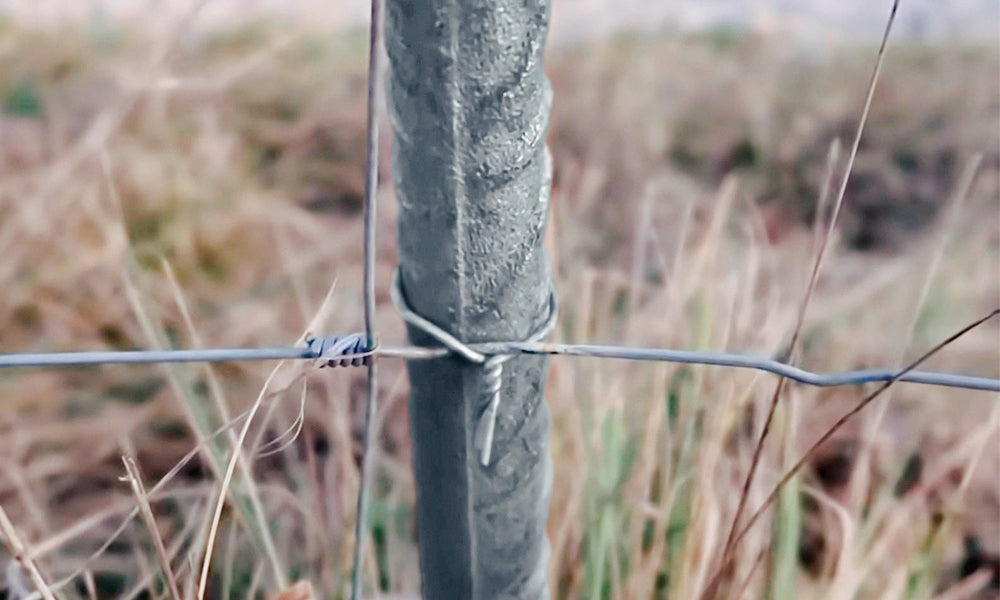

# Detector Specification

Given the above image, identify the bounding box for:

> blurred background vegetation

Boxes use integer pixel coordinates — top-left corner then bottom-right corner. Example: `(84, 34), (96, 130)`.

(0, 2), (997, 598)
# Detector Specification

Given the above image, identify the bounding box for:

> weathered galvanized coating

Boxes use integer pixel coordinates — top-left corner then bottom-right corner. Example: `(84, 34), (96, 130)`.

(385, 0), (555, 598)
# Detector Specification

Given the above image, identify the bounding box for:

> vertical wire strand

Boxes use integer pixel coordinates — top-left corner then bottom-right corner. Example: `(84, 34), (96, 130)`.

(351, 0), (384, 597)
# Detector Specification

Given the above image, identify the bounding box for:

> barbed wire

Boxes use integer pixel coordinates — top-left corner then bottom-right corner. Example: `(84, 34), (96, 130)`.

(1, 330), (996, 392)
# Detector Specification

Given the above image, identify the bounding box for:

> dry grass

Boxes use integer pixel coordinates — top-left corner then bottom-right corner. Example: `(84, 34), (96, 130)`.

(0, 10), (997, 600)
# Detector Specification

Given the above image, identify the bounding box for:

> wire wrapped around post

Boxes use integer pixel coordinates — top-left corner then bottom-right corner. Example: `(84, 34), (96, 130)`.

(385, 0), (557, 596)
(390, 270), (559, 466)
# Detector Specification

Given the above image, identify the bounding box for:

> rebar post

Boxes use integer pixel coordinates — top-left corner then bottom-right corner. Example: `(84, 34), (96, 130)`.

(385, 0), (555, 597)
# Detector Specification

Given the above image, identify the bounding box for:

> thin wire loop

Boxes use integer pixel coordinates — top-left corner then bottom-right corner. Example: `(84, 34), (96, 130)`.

(390, 268), (559, 465)
(389, 269), (487, 363)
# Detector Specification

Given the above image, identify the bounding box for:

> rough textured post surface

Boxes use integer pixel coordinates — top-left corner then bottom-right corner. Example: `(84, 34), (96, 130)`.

(385, 0), (554, 598)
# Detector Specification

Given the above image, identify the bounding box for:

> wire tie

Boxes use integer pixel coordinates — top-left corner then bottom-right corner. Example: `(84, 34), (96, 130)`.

(391, 268), (558, 466)
(305, 333), (377, 368)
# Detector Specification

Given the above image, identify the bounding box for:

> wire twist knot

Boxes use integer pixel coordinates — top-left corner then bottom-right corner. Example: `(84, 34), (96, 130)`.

(391, 268), (557, 466)
(306, 333), (374, 367)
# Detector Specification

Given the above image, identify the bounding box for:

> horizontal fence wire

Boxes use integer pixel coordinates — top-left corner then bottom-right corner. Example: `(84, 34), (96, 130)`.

(0, 336), (997, 392)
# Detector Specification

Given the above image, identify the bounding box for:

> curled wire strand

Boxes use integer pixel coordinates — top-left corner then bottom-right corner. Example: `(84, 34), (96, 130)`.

(474, 355), (510, 466)
(388, 269), (487, 363)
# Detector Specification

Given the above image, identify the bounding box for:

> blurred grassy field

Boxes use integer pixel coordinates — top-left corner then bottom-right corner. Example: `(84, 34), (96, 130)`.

(0, 12), (998, 600)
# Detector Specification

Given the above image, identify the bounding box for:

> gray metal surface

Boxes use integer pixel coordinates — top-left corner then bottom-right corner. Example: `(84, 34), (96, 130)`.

(385, 0), (556, 597)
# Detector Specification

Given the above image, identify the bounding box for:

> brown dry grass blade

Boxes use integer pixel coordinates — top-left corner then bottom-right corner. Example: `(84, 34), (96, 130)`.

(0, 505), (57, 600)
(120, 456), (182, 600)
(709, 2), (902, 596)
(731, 308), (999, 552)
(707, 308), (999, 596)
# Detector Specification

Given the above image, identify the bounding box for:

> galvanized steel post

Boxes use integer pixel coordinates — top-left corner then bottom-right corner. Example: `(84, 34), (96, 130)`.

(385, 0), (555, 598)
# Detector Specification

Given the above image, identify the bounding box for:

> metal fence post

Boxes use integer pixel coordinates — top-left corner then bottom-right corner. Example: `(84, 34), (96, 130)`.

(385, 0), (555, 598)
